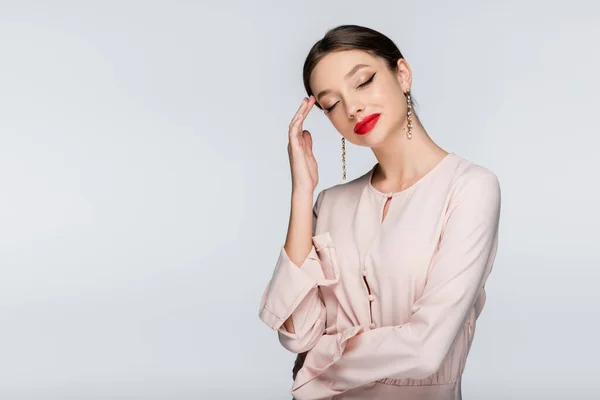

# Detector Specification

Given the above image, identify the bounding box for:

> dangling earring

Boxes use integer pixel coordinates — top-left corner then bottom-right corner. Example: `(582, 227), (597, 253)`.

(406, 93), (413, 139)
(341, 137), (347, 180)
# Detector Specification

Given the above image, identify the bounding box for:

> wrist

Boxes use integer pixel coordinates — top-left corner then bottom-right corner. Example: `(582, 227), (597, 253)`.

(291, 187), (314, 198)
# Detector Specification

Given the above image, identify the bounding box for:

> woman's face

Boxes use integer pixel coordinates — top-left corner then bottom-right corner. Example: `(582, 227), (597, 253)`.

(309, 49), (411, 148)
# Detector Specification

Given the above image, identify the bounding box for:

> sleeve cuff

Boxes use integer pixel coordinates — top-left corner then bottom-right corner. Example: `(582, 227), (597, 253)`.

(259, 232), (339, 330)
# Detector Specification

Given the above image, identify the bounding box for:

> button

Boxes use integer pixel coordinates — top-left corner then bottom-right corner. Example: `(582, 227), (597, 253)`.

(368, 294), (374, 301)
(369, 322), (376, 329)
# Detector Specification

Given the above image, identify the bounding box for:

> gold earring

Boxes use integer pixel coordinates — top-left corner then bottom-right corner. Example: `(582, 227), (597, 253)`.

(406, 93), (413, 139)
(341, 137), (347, 180)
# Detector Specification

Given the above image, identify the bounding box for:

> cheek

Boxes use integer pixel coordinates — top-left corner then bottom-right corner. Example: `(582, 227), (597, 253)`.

(330, 114), (351, 131)
(374, 78), (404, 109)
(371, 86), (388, 103)
(330, 117), (359, 144)
(377, 89), (401, 110)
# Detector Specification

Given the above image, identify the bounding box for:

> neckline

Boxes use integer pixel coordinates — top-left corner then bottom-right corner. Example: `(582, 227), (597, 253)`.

(366, 152), (455, 198)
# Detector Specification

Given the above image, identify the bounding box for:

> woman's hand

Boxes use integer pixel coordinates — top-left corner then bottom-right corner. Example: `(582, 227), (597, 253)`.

(288, 96), (318, 194)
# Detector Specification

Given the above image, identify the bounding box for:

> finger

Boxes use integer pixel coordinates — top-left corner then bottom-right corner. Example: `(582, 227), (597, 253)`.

(289, 98), (308, 128)
(289, 97), (313, 146)
(289, 111), (305, 142)
(288, 119), (305, 154)
(306, 95), (316, 115)
(288, 96), (315, 133)
(303, 130), (313, 156)
(296, 96), (316, 123)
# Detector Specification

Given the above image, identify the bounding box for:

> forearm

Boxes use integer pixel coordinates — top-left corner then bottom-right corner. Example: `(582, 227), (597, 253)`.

(282, 190), (314, 333)
(284, 190), (314, 265)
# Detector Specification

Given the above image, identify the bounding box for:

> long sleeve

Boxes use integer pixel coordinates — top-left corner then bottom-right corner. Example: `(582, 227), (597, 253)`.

(258, 189), (340, 353)
(292, 171), (501, 399)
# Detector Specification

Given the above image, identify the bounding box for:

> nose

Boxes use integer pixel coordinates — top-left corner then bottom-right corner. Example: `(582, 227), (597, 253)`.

(345, 97), (364, 120)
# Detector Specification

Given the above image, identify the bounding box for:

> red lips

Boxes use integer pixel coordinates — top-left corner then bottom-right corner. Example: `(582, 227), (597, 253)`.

(354, 113), (381, 135)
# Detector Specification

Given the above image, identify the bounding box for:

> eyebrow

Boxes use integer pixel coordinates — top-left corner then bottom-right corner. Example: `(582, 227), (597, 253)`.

(316, 64), (371, 103)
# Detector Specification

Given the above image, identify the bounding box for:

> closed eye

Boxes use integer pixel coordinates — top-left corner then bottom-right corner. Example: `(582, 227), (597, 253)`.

(324, 72), (377, 114)
(325, 103), (337, 113)
(357, 72), (376, 88)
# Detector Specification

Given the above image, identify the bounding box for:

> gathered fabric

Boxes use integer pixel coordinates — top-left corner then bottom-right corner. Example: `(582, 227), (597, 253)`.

(259, 153), (501, 400)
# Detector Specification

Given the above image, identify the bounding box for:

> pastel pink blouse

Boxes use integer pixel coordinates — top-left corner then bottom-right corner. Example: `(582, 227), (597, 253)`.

(259, 153), (501, 400)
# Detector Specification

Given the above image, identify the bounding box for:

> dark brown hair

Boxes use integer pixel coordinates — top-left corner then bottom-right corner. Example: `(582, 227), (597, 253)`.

(302, 24), (416, 111)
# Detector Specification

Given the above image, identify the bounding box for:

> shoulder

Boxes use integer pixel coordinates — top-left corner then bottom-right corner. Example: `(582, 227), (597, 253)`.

(452, 154), (500, 193)
(317, 168), (371, 201)
(314, 168), (372, 213)
(447, 154), (501, 212)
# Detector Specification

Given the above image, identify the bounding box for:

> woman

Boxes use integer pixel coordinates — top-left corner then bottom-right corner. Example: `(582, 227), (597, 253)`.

(258, 24), (501, 400)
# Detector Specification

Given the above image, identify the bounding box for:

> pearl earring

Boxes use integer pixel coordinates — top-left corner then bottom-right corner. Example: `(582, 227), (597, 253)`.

(341, 137), (346, 180)
(406, 93), (413, 139)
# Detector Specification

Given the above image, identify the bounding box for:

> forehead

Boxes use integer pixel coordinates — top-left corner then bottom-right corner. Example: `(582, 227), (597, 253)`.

(309, 49), (382, 92)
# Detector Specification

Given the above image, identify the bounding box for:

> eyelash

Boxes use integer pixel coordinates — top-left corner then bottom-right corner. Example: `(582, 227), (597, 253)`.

(325, 72), (376, 113)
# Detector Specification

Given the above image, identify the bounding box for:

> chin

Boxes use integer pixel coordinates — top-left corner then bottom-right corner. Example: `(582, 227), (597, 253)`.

(351, 128), (389, 148)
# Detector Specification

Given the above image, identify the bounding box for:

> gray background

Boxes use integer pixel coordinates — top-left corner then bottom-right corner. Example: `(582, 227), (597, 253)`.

(1, 0), (599, 399)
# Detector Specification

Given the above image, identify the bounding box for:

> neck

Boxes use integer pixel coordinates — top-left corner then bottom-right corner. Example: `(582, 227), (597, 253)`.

(370, 116), (448, 191)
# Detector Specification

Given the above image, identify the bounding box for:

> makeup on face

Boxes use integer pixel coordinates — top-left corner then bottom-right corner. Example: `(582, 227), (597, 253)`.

(319, 68), (377, 114)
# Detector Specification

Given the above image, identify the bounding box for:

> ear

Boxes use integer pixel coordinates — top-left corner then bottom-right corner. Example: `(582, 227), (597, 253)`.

(395, 58), (412, 93)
